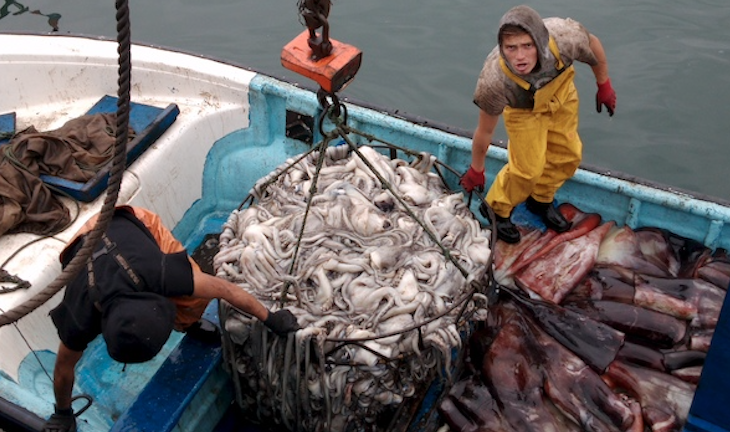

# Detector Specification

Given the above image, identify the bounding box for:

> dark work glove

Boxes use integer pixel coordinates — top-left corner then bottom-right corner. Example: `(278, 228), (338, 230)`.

(459, 166), (485, 193)
(596, 78), (616, 116)
(264, 309), (300, 336)
(43, 406), (76, 432)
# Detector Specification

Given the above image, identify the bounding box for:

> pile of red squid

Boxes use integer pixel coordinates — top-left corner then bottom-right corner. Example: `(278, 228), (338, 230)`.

(439, 203), (729, 432)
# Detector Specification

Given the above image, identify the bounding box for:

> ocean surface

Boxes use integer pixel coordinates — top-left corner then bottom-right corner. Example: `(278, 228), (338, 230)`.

(2, 0), (729, 201)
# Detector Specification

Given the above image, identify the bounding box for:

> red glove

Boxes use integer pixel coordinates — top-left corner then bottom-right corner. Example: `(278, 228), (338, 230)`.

(460, 166), (485, 193)
(596, 78), (616, 116)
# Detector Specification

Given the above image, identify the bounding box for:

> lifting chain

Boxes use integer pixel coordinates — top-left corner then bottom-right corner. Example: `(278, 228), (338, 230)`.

(316, 88), (348, 137)
(297, 0), (332, 60)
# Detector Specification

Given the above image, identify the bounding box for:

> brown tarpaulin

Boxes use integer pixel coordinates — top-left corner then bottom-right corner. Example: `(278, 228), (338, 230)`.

(0, 113), (134, 237)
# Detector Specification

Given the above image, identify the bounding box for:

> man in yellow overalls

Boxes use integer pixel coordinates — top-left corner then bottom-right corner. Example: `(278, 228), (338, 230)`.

(460, 5), (616, 243)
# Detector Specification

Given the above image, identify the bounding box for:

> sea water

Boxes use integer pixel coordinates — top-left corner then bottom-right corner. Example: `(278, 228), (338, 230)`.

(1, 0), (729, 201)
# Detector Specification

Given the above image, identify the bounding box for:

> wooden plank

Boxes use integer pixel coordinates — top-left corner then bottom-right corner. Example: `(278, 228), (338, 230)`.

(0, 112), (15, 144)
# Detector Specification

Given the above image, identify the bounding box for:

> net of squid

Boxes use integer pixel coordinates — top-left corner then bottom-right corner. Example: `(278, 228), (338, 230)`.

(215, 144), (492, 431)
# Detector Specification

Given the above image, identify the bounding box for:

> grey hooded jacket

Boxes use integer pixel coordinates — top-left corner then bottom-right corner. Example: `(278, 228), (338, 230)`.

(473, 5), (598, 115)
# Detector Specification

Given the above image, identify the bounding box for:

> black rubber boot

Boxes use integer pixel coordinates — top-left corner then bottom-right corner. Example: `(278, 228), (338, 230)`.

(526, 197), (571, 232)
(480, 203), (520, 243)
(495, 214), (521, 243)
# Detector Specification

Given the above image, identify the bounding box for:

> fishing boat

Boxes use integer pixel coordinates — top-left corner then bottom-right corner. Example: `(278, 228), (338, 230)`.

(1, 20), (729, 432)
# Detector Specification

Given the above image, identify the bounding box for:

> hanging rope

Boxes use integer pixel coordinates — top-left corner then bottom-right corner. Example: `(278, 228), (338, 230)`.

(0, 0), (132, 327)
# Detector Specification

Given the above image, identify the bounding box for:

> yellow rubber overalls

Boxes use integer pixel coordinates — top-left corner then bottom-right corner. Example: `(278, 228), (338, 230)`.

(486, 37), (582, 218)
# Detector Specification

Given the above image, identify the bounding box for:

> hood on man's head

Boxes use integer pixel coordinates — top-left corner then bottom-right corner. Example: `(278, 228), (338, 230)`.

(498, 5), (552, 73)
(101, 291), (175, 363)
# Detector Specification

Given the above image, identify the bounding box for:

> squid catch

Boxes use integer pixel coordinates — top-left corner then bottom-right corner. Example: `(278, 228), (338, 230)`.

(441, 203), (727, 432)
(215, 145), (492, 431)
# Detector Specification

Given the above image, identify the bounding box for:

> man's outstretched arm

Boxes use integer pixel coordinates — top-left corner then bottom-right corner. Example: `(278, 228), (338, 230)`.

(192, 270), (270, 321)
(192, 270), (299, 335)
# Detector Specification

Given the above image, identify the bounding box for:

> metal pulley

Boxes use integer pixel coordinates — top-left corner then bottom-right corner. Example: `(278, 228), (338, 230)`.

(281, 0), (362, 93)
